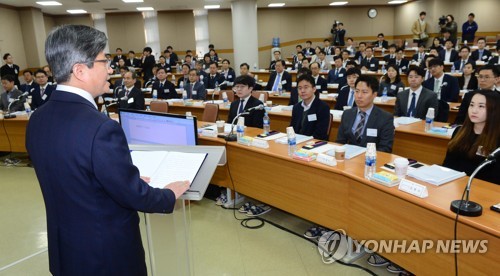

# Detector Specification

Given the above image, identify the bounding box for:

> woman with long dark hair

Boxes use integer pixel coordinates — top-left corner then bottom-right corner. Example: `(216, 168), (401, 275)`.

(379, 64), (404, 96)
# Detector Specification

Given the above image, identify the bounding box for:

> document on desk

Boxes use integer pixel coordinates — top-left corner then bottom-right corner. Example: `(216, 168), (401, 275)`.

(130, 151), (207, 189)
(394, 117), (421, 125)
(275, 134), (314, 145)
(344, 144), (367, 159)
(407, 164), (466, 186)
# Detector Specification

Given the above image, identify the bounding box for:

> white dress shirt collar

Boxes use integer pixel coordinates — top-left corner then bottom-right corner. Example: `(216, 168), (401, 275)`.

(57, 84), (98, 110)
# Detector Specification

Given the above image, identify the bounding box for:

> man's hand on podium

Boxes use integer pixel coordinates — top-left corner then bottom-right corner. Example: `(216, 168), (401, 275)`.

(165, 180), (191, 199)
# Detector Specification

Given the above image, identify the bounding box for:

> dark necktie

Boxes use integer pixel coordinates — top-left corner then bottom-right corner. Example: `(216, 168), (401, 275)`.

(40, 87), (45, 96)
(354, 111), (366, 143)
(238, 100), (245, 114)
(159, 82), (164, 89)
(407, 92), (416, 117)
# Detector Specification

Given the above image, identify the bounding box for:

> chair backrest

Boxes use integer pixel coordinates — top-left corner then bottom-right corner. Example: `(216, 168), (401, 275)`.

(221, 90), (235, 102)
(327, 113), (333, 139)
(202, 103), (219, 123)
(149, 101), (169, 113)
(435, 100), (449, 123)
(252, 91), (268, 102)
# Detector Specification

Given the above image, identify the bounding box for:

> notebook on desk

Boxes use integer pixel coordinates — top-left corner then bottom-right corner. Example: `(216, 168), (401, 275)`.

(407, 164), (466, 186)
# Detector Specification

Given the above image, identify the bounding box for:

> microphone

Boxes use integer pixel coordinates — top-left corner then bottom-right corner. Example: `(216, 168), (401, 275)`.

(212, 81), (227, 103)
(4, 93), (28, 119)
(120, 95), (128, 101)
(17, 92), (29, 99)
(221, 111), (249, 141)
(245, 104), (264, 112)
(450, 147), (500, 217)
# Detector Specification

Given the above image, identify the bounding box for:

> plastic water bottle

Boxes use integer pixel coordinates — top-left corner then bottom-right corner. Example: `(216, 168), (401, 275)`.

(451, 64), (456, 73)
(382, 87), (388, 102)
(24, 103), (31, 118)
(172, 74), (176, 82)
(425, 107), (435, 132)
(381, 64), (386, 74)
(286, 126), (297, 156)
(152, 89), (157, 100)
(179, 81), (184, 91)
(381, 48), (385, 55)
(182, 90), (188, 103)
(263, 112), (270, 135)
(236, 117), (245, 140)
(146, 105), (151, 112)
(364, 143), (377, 179)
(222, 93), (229, 107)
(358, 56), (362, 64)
(253, 63), (257, 71)
(215, 81), (219, 92)
(278, 83), (283, 96)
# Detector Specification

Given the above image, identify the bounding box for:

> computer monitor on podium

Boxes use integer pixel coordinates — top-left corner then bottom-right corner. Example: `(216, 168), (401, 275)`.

(118, 109), (198, 145)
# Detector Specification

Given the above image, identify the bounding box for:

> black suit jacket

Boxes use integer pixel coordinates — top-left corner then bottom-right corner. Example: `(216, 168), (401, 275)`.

(453, 58), (476, 71)
(177, 76), (189, 88)
(19, 82), (34, 93)
(265, 71), (292, 92)
(31, 84), (56, 109)
(26, 90), (175, 276)
(112, 55), (124, 65)
(125, 58), (141, 68)
(423, 74), (460, 102)
(390, 59), (410, 73)
(290, 96), (330, 140)
(470, 49), (492, 62)
(117, 87), (145, 110)
(327, 68), (347, 88)
(314, 75), (328, 92)
(334, 85), (356, 110)
(458, 75), (478, 91)
(360, 57), (379, 72)
(412, 52), (426, 62)
(302, 47), (315, 56)
(151, 81), (179, 99)
(383, 54), (396, 63)
(1, 64), (21, 87)
(185, 81), (207, 100)
(221, 69), (236, 85)
(488, 56), (499, 65)
(141, 55), (156, 80)
(336, 105), (395, 153)
(378, 81), (404, 97)
(394, 87), (439, 120)
(204, 73), (227, 89)
(373, 40), (389, 49)
(439, 49), (459, 63)
(227, 95), (264, 128)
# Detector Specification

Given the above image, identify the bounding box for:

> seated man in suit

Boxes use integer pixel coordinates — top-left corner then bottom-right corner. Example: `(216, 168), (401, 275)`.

(113, 67), (129, 96)
(316, 50), (331, 71)
(31, 69), (55, 109)
(289, 67), (312, 106)
(186, 69), (207, 100)
(289, 74), (330, 140)
(360, 47), (379, 72)
(423, 58), (460, 102)
(354, 42), (366, 62)
(166, 46), (179, 63)
(310, 62), (328, 92)
(334, 67), (360, 110)
(239, 63), (263, 90)
(471, 37), (492, 62)
(336, 75), (395, 153)
(205, 62), (226, 89)
(293, 45), (303, 65)
(177, 63), (190, 88)
(117, 71), (144, 110)
(327, 56), (347, 87)
(394, 66), (438, 119)
(265, 60), (292, 92)
(220, 59), (236, 85)
(20, 70), (35, 93)
(453, 46), (475, 72)
(149, 68), (178, 99)
(412, 43), (427, 63)
(125, 51), (141, 68)
(112, 48), (124, 67)
(373, 33), (389, 49)
(455, 64), (499, 124)
(0, 74), (25, 112)
(391, 48), (410, 73)
(341, 50), (351, 68)
(269, 50), (281, 70)
(195, 61), (208, 85)
(323, 39), (334, 56)
(162, 50), (176, 70)
(293, 52), (305, 70)
(302, 41), (314, 57)
(184, 55), (196, 70)
(157, 56), (171, 73)
(227, 75), (264, 128)
(383, 44), (397, 63)
(438, 39), (459, 63)
(488, 47), (499, 65)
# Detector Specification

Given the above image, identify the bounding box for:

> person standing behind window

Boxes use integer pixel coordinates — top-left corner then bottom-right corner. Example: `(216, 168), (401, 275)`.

(443, 90), (500, 184)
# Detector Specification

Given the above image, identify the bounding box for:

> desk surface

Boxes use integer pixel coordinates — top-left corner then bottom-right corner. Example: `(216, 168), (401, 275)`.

(198, 124), (499, 275)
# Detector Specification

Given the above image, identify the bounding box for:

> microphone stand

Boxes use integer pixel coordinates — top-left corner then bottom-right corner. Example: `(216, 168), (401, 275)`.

(4, 94), (27, 119)
(450, 158), (496, 217)
(222, 111), (249, 142)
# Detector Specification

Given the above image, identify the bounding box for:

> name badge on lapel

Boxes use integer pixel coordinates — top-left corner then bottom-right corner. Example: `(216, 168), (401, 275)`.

(128, 97), (134, 104)
(42, 94), (48, 101)
(367, 128), (377, 137)
(308, 114), (317, 122)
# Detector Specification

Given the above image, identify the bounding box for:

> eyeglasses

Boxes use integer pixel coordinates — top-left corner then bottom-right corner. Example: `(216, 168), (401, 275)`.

(478, 75), (493, 80)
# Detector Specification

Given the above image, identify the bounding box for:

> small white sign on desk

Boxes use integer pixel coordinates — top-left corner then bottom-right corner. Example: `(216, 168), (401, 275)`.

(398, 178), (428, 198)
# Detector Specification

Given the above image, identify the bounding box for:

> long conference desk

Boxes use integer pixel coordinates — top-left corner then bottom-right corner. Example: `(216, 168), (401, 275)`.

(1, 113), (498, 275)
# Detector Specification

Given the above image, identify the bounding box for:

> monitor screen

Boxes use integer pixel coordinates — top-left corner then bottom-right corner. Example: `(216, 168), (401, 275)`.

(118, 109), (198, 146)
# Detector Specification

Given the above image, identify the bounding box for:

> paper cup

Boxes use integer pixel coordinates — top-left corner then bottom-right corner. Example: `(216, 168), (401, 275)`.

(216, 120), (225, 133)
(335, 146), (346, 162)
(394, 157), (409, 178)
(266, 100), (272, 106)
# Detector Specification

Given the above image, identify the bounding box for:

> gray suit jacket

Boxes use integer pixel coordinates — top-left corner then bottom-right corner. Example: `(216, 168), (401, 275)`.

(336, 105), (395, 153)
(394, 87), (438, 120)
(186, 81), (206, 100)
(0, 89), (24, 112)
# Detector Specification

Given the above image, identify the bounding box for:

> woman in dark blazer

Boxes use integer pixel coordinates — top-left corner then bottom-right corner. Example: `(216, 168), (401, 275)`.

(378, 64), (404, 97)
(457, 62), (478, 91)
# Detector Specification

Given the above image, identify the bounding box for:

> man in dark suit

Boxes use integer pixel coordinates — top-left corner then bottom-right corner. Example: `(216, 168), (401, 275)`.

(26, 25), (189, 276)
(0, 74), (25, 112)
(336, 75), (395, 153)
(149, 68), (178, 99)
(334, 67), (360, 110)
(488, 47), (499, 65)
(310, 62), (328, 92)
(394, 66), (438, 120)
(360, 47), (379, 72)
(166, 45), (179, 63)
(177, 63), (190, 88)
(334, 23), (346, 46)
(1, 53), (21, 87)
(323, 39), (334, 56)
(112, 48), (124, 66)
(373, 33), (389, 49)
(341, 50), (351, 68)
(423, 58), (460, 102)
(438, 39), (459, 63)
(383, 44), (397, 63)
(290, 74), (330, 140)
(31, 69), (55, 109)
(205, 62), (226, 89)
(227, 75), (264, 127)
(162, 50), (177, 69)
(471, 38), (492, 62)
(453, 46), (476, 72)
(265, 60), (292, 92)
(19, 70), (35, 93)
(289, 68), (311, 106)
(455, 65), (499, 124)
(186, 69), (207, 100)
(117, 71), (145, 110)
(391, 48), (410, 73)
(125, 51), (141, 68)
(327, 56), (347, 88)
(195, 61), (208, 85)
(157, 56), (171, 73)
(354, 42), (366, 62)
(302, 41), (314, 56)
(412, 43), (427, 63)
(141, 47), (156, 82)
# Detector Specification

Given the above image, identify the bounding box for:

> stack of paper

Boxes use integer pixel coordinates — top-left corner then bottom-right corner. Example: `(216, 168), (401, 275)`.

(407, 164), (466, 186)
(394, 117), (421, 125)
(344, 144), (367, 159)
(275, 134), (313, 145)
